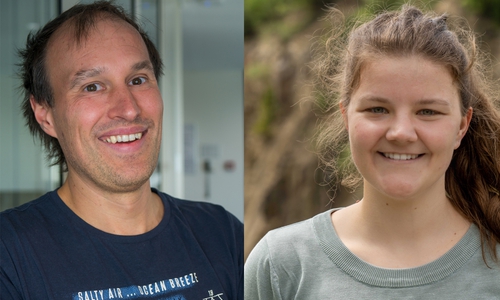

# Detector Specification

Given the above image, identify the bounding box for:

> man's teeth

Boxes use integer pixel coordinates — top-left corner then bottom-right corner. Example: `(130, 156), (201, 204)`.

(384, 153), (419, 160)
(105, 133), (142, 144)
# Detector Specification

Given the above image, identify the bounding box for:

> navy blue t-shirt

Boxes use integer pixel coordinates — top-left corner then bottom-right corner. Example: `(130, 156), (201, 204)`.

(0, 189), (243, 300)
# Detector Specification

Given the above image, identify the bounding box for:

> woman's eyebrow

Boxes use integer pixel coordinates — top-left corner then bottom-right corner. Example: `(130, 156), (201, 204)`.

(416, 99), (450, 106)
(358, 96), (451, 107)
(357, 96), (390, 104)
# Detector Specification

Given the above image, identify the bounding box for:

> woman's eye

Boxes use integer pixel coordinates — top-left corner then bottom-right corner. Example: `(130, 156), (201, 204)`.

(369, 107), (387, 114)
(84, 83), (103, 92)
(418, 109), (436, 116)
(130, 77), (146, 85)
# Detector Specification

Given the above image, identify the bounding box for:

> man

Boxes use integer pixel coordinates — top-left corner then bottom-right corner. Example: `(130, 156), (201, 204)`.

(0, 2), (242, 299)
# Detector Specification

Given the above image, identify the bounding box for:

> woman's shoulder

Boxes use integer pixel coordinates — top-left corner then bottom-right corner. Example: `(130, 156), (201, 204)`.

(244, 209), (338, 299)
(271, 209), (333, 242)
(249, 209), (336, 263)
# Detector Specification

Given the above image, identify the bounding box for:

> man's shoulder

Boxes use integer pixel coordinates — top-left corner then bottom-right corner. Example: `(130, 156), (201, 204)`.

(0, 192), (57, 228)
(156, 191), (243, 273)
(168, 194), (235, 219)
(156, 190), (243, 233)
(0, 191), (63, 257)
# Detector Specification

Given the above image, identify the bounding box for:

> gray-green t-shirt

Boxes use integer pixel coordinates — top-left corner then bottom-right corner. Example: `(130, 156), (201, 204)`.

(245, 209), (500, 299)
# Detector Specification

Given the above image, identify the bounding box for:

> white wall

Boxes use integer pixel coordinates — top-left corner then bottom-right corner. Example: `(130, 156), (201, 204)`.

(0, 0), (58, 194)
(181, 0), (244, 221)
(183, 70), (244, 221)
(0, 75), (46, 191)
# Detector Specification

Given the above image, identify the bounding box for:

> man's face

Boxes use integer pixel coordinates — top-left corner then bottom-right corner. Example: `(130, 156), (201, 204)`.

(42, 18), (163, 193)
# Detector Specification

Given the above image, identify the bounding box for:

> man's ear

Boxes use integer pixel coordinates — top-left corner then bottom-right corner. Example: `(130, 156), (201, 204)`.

(339, 102), (348, 131)
(454, 107), (473, 149)
(30, 95), (58, 138)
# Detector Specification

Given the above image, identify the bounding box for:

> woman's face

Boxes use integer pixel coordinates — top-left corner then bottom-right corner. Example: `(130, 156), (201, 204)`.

(344, 56), (471, 201)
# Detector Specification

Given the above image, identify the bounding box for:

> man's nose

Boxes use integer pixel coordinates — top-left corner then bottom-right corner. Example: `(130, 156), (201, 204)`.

(108, 85), (141, 121)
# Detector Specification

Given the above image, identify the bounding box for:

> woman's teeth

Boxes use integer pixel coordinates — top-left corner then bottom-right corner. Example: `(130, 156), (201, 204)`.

(383, 153), (419, 160)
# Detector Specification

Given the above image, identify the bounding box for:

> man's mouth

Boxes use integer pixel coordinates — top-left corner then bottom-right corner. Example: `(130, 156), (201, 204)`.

(382, 153), (421, 160)
(104, 132), (143, 144)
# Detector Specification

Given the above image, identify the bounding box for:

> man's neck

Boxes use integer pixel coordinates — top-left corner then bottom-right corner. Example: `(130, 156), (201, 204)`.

(57, 174), (164, 236)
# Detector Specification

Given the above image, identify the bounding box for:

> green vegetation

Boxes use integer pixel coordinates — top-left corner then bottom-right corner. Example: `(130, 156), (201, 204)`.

(245, 63), (270, 81)
(254, 86), (278, 137)
(356, 0), (440, 17)
(247, 63), (277, 137)
(245, 0), (500, 37)
(462, 0), (500, 26)
(245, 0), (328, 37)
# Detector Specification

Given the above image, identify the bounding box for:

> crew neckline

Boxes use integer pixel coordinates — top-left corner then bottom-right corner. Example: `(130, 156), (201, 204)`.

(50, 188), (171, 243)
(313, 209), (480, 287)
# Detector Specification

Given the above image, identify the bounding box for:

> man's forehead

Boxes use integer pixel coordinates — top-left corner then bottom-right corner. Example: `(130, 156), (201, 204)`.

(44, 15), (151, 93)
(48, 16), (138, 52)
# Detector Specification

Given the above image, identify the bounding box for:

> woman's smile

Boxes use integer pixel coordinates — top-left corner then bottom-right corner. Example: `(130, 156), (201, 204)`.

(345, 55), (471, 200)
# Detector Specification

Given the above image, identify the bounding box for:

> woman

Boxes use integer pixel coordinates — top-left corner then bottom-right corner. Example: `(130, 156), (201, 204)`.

(245, 4), (500, 299)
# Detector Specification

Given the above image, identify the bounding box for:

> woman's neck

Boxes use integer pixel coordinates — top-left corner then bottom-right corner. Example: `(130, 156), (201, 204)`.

(331, 184), (471, 268)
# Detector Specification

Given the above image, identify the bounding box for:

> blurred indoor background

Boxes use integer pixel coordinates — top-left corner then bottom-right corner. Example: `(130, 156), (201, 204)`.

(0, 0), (244, 221)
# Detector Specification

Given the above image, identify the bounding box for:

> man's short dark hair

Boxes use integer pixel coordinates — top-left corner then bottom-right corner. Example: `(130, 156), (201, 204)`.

(19, 0), (163, 170)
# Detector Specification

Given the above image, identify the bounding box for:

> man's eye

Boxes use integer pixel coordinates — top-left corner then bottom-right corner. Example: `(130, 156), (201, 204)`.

(84, 83), (103, 92)
(130, 77), (146, 85)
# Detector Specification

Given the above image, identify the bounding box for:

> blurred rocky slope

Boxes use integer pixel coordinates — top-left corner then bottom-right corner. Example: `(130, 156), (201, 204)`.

(244, 0), (500, 258)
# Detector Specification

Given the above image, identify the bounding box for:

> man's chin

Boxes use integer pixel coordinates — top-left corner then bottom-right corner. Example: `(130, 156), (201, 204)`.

(104, 175), (154, 194)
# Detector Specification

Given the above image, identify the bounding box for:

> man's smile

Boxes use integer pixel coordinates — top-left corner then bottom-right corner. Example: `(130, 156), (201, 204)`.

(103, 132), (143, 144)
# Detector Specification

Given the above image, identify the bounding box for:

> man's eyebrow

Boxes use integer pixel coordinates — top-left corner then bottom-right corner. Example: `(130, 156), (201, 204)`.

(132, 60), (154, 72)
(70, 67), (105, 90)
(69, 61), (154, 90)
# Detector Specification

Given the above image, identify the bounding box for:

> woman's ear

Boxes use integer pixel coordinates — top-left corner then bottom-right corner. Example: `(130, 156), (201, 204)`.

(454, 107), (472, 149)
(30, 95), (58, 138)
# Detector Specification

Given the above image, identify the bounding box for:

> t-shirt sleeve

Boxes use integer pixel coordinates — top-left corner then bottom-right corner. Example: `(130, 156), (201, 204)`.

(244, 235), (282, 300)
(0, 268), (22, 300)
(174, 198), (244, 299)
(0, 233), (23, 300)
(233, 215), (244, 300)
(224, 210), (244, 300)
